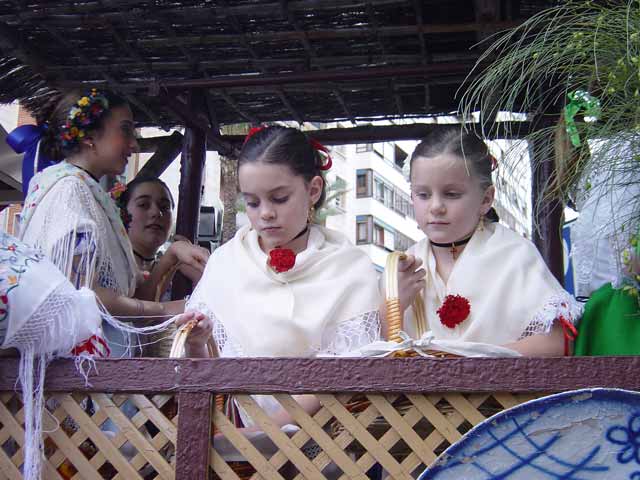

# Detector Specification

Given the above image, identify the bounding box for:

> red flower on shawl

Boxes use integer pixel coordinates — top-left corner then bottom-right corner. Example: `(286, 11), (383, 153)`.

(437, 294), (471, 329)
(267, 248), (296, 273)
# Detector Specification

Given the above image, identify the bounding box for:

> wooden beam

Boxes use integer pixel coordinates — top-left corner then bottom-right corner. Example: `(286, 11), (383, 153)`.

(172, 90), (207, 299)
(160, 92), (237, 157)
(217, 121), (532, 148)
(217, 90), (259, 125)
(4, 357), (640, 394)
(530, 132), (564, 284)
(135, 131), (184, 178)
(280, 1), (356, 124)
(220, 3), (304, 124)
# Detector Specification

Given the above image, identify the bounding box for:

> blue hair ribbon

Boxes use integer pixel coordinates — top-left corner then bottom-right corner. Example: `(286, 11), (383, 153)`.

(6, 124), (56, 198)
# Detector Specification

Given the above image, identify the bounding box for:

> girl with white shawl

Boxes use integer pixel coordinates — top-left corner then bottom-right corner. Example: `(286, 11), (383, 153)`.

(181, 126), (381, 427)
(19, 89), (210, 355)
(388, 128), (581, 357)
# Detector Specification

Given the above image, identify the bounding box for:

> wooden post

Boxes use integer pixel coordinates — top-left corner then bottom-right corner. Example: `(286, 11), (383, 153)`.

(530, 133), (564, 285)
(175, 392), (213, 480)
(172, 90), (207, 299)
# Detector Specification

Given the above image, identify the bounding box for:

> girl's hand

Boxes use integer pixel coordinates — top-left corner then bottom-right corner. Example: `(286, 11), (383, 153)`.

(397, 255), (426, 313)
(175, 311), (213, 347)
(168, 241), (210, 273)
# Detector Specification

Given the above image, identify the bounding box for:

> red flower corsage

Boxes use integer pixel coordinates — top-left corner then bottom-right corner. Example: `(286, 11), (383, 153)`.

(267, 248), (296, 273)
(437, 294), (471, 329)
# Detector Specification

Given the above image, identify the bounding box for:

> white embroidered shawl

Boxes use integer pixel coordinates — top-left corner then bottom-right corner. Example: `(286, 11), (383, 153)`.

(188, 224), (381, 358)
(0, 232), (105, 480)
(403, 222), (581, 344)
(19, 161), (137, 296)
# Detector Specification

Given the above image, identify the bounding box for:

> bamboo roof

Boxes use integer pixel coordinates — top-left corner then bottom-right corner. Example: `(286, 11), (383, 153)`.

(0, 0), (555, 128)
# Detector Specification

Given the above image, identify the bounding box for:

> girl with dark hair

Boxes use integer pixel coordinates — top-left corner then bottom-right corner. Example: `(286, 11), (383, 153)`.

(178, 126), (381, 427)
(117, 175), (209, 302)
(389, 127), (581, 356)
(19, 90), (211, 357)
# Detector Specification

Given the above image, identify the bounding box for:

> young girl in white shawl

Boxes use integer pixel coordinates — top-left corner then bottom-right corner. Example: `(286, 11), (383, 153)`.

(19, 89), (210, 355)
(390, 128), (581, 356)
(181, 126), (381, 426)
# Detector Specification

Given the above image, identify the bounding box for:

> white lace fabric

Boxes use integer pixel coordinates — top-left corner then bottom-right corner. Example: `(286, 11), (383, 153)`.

(21, 176), (133, 295)
(518, 292), (582, 339)
(188, 298), (380, 358)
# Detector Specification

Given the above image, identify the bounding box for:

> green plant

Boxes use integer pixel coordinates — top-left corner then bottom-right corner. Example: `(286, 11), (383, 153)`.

(462, 0), (640, 210)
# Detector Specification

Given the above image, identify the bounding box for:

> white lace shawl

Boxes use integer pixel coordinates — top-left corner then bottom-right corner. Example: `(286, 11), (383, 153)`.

(186, 225), (381, 427)
(404, 223), (581, 344)
(19, 163), (136, 296)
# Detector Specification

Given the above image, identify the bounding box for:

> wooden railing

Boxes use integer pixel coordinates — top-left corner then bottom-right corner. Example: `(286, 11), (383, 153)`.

(1, 357), (639, 479)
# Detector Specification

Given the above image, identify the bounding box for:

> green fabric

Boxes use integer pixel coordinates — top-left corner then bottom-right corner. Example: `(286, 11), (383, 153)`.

(574, 283), (640, 356)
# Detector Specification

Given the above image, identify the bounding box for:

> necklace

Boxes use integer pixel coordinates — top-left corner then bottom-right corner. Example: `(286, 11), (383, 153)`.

(134, 250), (156, 263)
(275, 225), (309, 248)
(430, 234), (473, 260)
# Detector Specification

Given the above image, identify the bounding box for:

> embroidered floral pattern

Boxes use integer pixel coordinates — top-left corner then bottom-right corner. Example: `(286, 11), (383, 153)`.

(437, 294), (471, 329)
(0, 235), (44, 322)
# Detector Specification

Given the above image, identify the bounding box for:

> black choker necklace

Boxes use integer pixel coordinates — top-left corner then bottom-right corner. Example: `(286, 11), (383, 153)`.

(134, 250), (156, 263)
(275, 225), (309, 248)
(430, 234), (473, 259)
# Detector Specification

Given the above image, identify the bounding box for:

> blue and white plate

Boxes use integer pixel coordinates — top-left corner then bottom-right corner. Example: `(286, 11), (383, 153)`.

(420, 388), (640, 480)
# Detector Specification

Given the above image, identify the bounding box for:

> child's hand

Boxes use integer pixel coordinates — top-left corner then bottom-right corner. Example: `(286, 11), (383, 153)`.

(397, 255), (426, 313)
(175, 311), (213, 347)
(168, 241), (210, 273)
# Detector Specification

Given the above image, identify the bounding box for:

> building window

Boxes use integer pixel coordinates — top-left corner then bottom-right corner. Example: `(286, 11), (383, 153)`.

(356, 169), (372, 198)
(373, 223), (385, 248)
(356, 143), (373, 153)
(356, 215), (373, 244)
(394, 145), (408, 170)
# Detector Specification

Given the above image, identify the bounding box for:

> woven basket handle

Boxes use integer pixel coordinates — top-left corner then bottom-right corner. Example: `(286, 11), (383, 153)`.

(385, 251), (427, 343)
(169, 319), (218, 358)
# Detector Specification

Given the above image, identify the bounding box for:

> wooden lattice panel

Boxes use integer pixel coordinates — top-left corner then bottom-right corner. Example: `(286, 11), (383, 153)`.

(0, 392), (179, 480)
(209, 392), (547, 480)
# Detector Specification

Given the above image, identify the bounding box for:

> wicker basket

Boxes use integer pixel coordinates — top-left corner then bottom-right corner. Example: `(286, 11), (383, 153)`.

(385, 251), (460, 358)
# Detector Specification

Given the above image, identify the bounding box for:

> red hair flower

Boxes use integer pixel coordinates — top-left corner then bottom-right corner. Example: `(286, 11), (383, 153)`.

(437, 294), (471, 329)
(267, 248), (296, 273)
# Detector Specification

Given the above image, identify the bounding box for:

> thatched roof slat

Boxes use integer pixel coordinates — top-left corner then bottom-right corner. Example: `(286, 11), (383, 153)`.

(0, 1), (552, 127)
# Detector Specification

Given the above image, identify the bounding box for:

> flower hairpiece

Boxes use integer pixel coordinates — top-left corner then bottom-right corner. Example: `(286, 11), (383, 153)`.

(109, 181), (126, 201)
(60, 89), (109, 149)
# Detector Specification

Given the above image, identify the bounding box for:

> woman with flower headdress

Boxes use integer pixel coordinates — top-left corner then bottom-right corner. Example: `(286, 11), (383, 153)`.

(19, 89), (212, 357)
(177, 126), (381, 427)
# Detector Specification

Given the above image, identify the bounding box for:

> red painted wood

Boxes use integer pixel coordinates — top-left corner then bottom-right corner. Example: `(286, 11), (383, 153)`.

(175, 392), (212, 480)
(1, 357), (640, 394)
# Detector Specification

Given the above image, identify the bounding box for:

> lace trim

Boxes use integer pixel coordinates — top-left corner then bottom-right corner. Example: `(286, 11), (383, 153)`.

(319, 310), (381, 356)
(519, 292), (583, 339)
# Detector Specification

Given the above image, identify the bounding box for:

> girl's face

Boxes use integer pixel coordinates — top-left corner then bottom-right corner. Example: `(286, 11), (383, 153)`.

(85, 105), (138, 177)
(411, 153), (494, 244)
(126, 182), (173, 253)
(239, 161), (323, 252)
